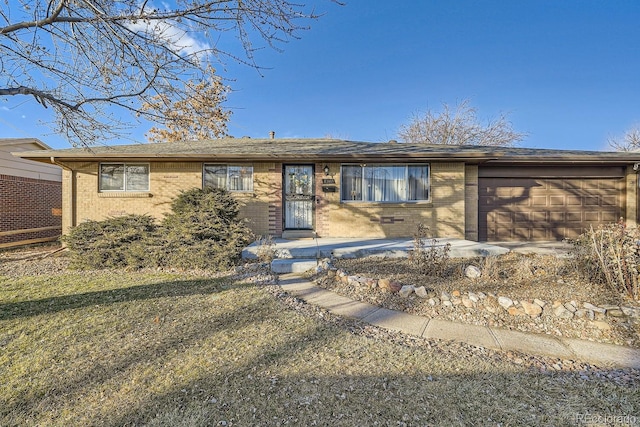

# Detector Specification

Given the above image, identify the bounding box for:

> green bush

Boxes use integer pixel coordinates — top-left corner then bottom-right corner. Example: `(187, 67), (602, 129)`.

(62, 214), (157, 269)
(63, 188), (254, 271)
(159, 188), (254, 270)
(570, 221), (640, 301)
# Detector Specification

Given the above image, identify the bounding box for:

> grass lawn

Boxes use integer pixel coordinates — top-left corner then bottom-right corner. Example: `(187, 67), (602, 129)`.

(1, 269), (638, 426)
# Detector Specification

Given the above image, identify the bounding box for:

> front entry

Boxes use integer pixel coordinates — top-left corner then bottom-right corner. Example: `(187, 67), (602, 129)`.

(284, 165), (315, 231)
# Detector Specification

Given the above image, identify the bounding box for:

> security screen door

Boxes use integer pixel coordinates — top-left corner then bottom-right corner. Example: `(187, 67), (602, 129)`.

(284, 165), (314, 230)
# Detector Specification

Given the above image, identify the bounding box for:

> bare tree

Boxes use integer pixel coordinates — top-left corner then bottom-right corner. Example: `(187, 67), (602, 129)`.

(608, 126), (640, 151)
(142, 66), (231, 143)
(0, 1), (331, 147)
(398, 99), (527, 147)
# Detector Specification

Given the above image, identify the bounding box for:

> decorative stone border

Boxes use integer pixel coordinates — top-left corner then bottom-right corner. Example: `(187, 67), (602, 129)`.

(314, 260), (640, 325)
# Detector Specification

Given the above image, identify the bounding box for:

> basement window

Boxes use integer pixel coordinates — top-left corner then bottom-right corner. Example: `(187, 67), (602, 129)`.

(203, 164), (254, 192)
(341, 164), (430, 202)
(99, 163), (150, 192)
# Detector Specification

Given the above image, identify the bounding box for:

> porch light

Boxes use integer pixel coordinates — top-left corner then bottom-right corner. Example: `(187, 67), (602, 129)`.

(323, 165), (330, 176)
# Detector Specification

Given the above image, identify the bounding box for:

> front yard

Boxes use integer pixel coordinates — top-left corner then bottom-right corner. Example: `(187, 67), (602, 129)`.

(1, 248), (639, 426)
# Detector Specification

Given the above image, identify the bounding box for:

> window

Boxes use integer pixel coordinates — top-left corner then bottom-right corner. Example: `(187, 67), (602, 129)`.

(341, 164), (429, 202)
(203, 164), (253, 192)
(99, 163), (149, 192)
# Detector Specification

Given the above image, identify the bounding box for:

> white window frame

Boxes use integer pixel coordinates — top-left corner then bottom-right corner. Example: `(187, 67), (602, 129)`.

(203, 164), (254, 193)
(340, 163), (430, 203)
(99, 163), (150, 192)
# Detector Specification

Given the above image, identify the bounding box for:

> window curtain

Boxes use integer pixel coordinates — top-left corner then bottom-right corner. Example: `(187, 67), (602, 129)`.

(364, 166), (406, 202)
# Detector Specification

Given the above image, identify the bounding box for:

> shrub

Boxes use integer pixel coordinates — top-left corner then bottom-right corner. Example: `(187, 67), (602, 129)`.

(408, 223), (451, 276)
(64, 188), (254, 271)
(62, 214), (157, 269)
(570, 221), (640, 301)
(158, 187), (254, 270)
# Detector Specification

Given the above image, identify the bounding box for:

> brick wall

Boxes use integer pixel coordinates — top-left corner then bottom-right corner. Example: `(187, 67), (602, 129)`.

(0, 174), (62, 245)
(320, 162), (466, 238)
(66, 160), (467, 240)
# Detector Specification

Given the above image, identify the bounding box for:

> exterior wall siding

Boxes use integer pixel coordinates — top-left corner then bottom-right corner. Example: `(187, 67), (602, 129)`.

(65, 160), (466, 240)
(318, 162), (466, 238)
(0, 174), (62, 245)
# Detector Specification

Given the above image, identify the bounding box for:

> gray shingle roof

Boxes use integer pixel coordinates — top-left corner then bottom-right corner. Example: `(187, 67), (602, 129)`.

(13, 138), (640, 164)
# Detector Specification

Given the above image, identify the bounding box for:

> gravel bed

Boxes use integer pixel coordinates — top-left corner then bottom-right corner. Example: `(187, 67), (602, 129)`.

(314, 254), (640, 348)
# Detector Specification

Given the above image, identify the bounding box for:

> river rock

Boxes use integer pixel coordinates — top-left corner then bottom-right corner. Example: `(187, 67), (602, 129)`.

(399, 285), (414, 298)
(498, 296), (514, 310)
(464, 265), (482, 278)
(521, 301), (543, 317)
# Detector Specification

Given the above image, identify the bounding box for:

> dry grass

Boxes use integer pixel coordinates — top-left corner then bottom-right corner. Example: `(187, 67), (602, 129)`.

(1, 266), (639, 425)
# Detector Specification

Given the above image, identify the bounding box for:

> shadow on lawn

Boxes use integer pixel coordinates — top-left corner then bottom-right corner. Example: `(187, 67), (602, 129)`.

(0, 278), (237, 321)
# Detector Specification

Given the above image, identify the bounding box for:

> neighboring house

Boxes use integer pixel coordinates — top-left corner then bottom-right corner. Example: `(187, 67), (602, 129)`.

(1, 138), (62, 248)
(13, 138), (640, 242)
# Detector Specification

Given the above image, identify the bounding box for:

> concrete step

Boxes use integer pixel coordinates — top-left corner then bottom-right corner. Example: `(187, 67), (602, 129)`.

(271, 258), (320, 274)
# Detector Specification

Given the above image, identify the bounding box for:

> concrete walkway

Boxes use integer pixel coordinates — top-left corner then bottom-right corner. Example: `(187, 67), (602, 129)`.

(243, 238), (513, 273)
(279, 273), (640, 369)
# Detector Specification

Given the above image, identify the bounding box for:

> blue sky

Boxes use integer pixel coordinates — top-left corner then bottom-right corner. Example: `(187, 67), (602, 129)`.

(2, 0), (640, 150)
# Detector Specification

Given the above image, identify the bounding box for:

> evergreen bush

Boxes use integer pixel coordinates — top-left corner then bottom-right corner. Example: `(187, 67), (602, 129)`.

(63, 188), (253, 271)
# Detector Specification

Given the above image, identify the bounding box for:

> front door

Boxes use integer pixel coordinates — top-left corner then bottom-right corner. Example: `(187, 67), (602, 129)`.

(284, 165), (314, 230)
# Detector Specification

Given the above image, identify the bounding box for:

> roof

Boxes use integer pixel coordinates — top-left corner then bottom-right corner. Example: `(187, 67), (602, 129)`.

(12, 138), (640, 165)
(0, 138), (51, 150)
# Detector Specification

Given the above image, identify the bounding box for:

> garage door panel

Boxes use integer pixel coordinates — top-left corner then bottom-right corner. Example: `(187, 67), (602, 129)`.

(584, 211), (600, 222)
(602, 211), (619, 222)
(549, 195), (565, 206)
(496, 212), (513, 223)
(566, 195), (582, 205)
(549, 211), (564, 222)
(479, 177), (622, 241)
(531, 196), (547, 206)
(513, 212), (530, 223)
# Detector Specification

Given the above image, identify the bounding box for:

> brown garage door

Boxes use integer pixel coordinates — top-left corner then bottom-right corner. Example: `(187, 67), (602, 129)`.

(479, 177), (623, 241)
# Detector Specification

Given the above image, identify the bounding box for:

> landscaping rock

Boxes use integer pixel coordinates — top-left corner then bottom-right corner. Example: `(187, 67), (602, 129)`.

(508, 306), (526, 316)
(441, 291), (451, 301)
(388, 281), (403, 293)
(461, 296), (474, 308)
(553, 304), (574, 319)
(468, 292), (479, 303)
(464, 265), (482, 279)
(574, 309), (587, 319)
(533, 298), (546, 308)
(563, 302), (577, 313)
(378, 278), (391, 290)
(621, 306), (640, 318)
(428, 297), (440, 306)
(399, 285), (414, 298)
(498, 296), (514, 310)
(414, 286), (429, 298)
(583, 302), (605, 314)
(521, 301), (543, 317)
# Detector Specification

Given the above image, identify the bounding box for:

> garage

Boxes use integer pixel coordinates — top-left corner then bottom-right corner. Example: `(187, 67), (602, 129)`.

(478, 166), (625, 241)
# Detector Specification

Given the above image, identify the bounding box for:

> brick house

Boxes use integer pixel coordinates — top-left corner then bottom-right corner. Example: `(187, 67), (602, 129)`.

(13, 138), (640, 242)
(1, 138), (62, 248)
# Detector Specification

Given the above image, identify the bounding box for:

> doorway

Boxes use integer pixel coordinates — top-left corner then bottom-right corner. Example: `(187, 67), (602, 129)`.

(283, 165), (315, 230)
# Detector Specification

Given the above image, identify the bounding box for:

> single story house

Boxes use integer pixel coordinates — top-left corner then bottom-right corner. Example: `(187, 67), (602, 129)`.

(1, 138), (62, 248)
(13, 138), (640, 242)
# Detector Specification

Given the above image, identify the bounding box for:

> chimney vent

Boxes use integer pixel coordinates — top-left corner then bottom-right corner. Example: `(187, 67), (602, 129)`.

(269, 131), (275, 139)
